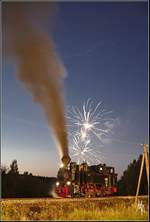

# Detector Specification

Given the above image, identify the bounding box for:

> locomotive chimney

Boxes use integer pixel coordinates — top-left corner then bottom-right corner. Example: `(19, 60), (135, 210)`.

(61, 154), (71, 167)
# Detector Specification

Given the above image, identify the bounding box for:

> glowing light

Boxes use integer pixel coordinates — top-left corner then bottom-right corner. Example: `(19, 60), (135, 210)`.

(83, 122), (92, 130)
(60, 163), (64, 168)
(56, 181), (60, 186)
(66, 181), (71, 186)
(110, 168), (114, 173)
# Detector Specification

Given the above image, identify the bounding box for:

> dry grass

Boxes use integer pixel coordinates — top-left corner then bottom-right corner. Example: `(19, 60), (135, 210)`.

(1, 196), (148, 221)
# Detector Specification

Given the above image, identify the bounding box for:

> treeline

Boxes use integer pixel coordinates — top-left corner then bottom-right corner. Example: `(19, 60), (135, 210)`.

(1, 155), (148, 198)
(1, 160), (57, 198)
(117, 154), (148, 196)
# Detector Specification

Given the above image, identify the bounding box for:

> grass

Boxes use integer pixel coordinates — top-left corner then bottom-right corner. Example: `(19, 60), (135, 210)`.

(1, 196), (148, 221)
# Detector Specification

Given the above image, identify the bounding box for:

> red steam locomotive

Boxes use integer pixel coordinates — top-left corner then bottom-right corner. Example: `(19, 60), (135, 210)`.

(55, 162), (117, 197)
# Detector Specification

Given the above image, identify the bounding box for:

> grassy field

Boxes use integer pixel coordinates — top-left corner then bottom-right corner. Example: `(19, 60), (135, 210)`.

(1, 196), (148, 221)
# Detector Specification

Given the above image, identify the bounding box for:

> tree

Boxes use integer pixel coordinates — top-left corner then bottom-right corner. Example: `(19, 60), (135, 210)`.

(1, 165), (8, 176)
(9, 159), (19, 174)
(117, 154), (148, 195)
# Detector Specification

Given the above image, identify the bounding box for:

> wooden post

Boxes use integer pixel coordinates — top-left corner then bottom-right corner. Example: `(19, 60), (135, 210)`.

(135, 152), (145, 204)
(143, 144), (149, 184)
(135, 143), (149, 204)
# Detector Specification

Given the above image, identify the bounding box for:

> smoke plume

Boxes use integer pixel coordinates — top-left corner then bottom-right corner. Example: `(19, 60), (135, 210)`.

(3, 3), (69, 160)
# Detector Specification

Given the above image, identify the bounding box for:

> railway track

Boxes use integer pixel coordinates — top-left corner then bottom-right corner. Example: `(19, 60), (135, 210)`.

(1, 195), (148, 202)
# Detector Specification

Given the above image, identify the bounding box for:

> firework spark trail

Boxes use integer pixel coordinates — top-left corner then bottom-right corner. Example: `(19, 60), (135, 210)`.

(71, 134), (103, 165)
(66, 99), (114, 164)
(69, 136), (101, 165)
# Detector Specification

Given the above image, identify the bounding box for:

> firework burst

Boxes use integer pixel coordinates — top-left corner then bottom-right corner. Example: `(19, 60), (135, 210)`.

(70, 134), (104, 165)
(66, 98), (115, 165)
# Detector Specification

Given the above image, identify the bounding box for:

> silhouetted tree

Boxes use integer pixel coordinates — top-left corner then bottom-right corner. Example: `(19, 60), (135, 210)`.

(9, 159), (19, 174)
(117, 154), (148, 196)
(2, 159), (56, 198)
(1, 165), (8, 176)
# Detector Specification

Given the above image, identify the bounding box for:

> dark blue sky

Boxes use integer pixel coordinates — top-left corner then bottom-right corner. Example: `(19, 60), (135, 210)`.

(2, 2), (148, 178)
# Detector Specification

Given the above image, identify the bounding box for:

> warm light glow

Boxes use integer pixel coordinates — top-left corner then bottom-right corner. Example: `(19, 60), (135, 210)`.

(110, 168), (113, 173)
(60, 163), (64, 168)
(56, 181), (60, 186)
(66, 181), (71, 186)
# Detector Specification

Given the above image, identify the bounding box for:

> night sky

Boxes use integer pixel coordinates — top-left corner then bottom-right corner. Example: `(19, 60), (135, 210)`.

(2, 1), (148, 178)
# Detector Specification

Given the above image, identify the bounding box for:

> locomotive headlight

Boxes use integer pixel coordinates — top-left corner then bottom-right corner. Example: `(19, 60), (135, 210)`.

(56, 181), (60, 186)
(60, 163), (64, 168)
(66, 181), (71, 186)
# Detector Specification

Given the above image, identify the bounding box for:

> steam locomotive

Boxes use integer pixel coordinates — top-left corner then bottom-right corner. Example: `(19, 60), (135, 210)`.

(55, 160), (117, 198)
